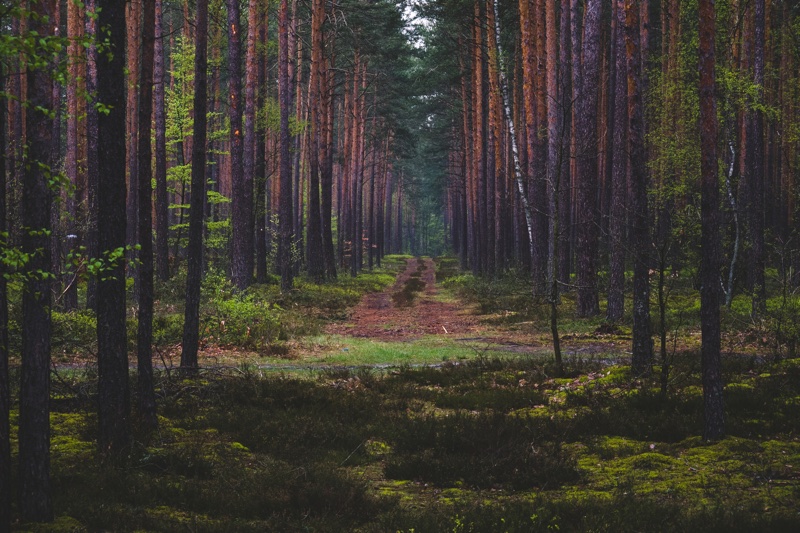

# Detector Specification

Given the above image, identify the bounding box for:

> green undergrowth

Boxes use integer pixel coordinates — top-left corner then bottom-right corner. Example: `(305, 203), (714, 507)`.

(438, 258), (800, 357)
(12, 355), (800, 531)
(10, 255), (406, 363)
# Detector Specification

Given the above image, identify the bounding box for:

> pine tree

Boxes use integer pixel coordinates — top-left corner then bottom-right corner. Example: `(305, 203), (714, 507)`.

(699, 0), (725, 441)
(97, 0), (131, 455)
(136, 0), (158, 429)
(181, 0), (209, 370)
(20, 0), (57, 520)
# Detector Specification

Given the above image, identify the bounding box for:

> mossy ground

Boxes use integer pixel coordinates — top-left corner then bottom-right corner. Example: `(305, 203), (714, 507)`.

(6, 256), (800, 531)
(8, 355), (800, 531)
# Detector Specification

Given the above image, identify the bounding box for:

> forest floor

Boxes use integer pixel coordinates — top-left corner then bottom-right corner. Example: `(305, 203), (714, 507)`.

(321, 256), (626, 366)
(9, 256), (800, 531)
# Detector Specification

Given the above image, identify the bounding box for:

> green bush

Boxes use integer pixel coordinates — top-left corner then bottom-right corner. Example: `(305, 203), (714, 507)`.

(203, 295), (283, 350)
(153, 313), (185, 347)
(52, 310), (97, 357)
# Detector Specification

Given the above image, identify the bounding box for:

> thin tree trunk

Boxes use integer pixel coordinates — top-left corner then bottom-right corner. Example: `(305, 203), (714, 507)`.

(50, 4), (63, 313)
(699, 0), (725, 441)
(306, 0), (325, 281)
(136, 0), (158, 430)
(625, 0), (654, 376)
(545, 0), (563, 375)
(491, 0), (534, 261)
(0, 60), (11, 533)
(126, 0), (141, 258)
(154, 0), (170, 280)
(181, 0), (209, 369)
(243, 0), (260, 286)
(607, 0), (628, 323)
(278, 0), (294, 291)
(532, 0), (548, 292)
(255, 6), (269, 283)
(229, 0), (249, 289)
(86, 0), (100, 310)
(64, 0), (84, 311)
(747, 0), (766, 316)
(575, 0), (602, 317)
(321, 55), (337, 279)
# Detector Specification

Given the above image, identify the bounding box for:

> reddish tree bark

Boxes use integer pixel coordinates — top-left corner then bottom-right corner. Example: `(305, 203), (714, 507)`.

(625, 0), (653, 375)
(278, 0), (294, 291)
(154, 0), (170, 280)
(306, 0), (325, 281)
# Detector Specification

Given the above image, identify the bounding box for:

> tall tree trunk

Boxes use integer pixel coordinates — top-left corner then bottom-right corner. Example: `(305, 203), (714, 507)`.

(126, 0), (141, 258)
(97, 0), (131, 456)
(321, 55), (337, 279)
(243, 0), (260, 287)
(181, 0), (209, 369)
(85, 0), (100, 310)
(544, 0), (564, 375)
(568, 0), (582, 289)
(64, 0), (85, 311)
(699, 0), (725, 441)
(229, 0), (250, 289)
(491, 0), (534, 270)
(306, 0), (325, 281)
(136, 0), (158, 430)
(607, 0), (628, 323)
(575, 0), (602, 317)
(20, 2), (56, 521)
(747, 0), (766, 316)
(154, 0), (170, 280)
(49, 5), (62, 314)
(255, 7), (269, 283)
(9, 13), (25, 250)
(531, 0), (548, 293)
(485, 0), (501, 277)
(625, 0), (653, 376)
(472, 3), (486, 275)
(278, 0), (294, 291)
(0, 60), (11, 533)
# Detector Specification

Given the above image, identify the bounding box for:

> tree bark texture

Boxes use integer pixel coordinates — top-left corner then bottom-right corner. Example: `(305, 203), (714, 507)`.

(699, 0), (725, 441)
(278, 0), (294, 291)
(230, 0), (251, 289)
(154, 0), (170, 280)
(136, 0), (158, 429)
(575, 0), (602, 317)
(97, 0), (131, 456)
(20, 1), (56, 520)
(625, 0), (654, 375)
(181, 0), (209, 369)
(607, 0), (628, 324)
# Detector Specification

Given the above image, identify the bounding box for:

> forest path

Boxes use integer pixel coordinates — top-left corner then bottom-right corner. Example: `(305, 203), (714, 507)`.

(324, 257), (481, 340)
(320, 257), (629, 365)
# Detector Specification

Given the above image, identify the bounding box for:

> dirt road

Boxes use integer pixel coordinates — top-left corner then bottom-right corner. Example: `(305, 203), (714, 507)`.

(325, 257), (481, 340)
